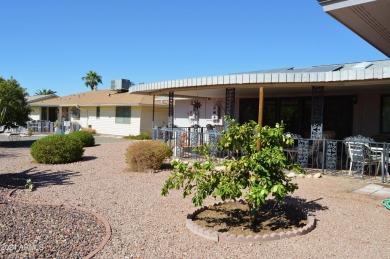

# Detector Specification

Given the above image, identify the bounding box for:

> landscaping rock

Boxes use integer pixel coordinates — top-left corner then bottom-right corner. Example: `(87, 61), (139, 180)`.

(286, 172), (296, 178)
(313, 173), (322, 179)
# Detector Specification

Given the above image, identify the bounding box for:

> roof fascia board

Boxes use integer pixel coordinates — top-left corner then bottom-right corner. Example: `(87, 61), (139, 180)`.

(321, 0), (376, 11)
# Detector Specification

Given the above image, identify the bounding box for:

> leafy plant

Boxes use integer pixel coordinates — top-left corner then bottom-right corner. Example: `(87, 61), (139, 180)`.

(81, 71), (103, 91)
(30, 134), (84, 164)
(125, 140), (173, 172)
(0, 77), (31, 132)
(69, 130), (95, 147)
(25, 179), (35, 191)
(123, 131), (151, 140)
(161, 116), (303, 221)
(27, 128), (33, 136)
(34, 89), (57, 95)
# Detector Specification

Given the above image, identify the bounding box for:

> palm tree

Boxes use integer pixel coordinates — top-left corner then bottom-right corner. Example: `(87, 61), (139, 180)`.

(34, 89), (57, 95)
(82, 71), (102, 91)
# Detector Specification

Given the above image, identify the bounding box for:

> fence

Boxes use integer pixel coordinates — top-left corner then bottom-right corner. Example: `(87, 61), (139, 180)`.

(153, 127), (389, 183)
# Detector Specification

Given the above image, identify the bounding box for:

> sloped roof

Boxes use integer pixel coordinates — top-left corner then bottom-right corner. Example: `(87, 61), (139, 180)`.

(28, 89), (167, 107)
(27, 94), (58, 103)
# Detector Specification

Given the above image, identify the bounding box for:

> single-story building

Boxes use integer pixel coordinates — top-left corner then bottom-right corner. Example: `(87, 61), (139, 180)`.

(27, 94), (59, 122)
(28, 89), (168, 136)
(129, 58), (390, 140)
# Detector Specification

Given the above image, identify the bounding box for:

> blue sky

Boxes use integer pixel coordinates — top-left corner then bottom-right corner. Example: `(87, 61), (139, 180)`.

(0, 1), (387, 96)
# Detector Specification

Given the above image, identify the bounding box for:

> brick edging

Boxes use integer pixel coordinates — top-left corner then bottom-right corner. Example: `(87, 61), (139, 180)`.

(186, 200), (316, 243)
(7, 189), (111, 258)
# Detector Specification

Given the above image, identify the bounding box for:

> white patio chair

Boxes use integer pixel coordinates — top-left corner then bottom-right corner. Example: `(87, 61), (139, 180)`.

(344, 135), (381, 176)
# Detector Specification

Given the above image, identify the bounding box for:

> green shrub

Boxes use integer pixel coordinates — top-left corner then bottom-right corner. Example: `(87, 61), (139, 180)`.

(125, 140), (173, 172)
(123, 131), (151, 140)
(69, 130), (95, 147)
(30, 134), (84, 164)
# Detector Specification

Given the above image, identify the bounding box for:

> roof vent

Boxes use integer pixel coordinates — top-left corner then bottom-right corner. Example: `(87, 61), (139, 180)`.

(352, 62), (373, 70)
(111, 79), (131, 92)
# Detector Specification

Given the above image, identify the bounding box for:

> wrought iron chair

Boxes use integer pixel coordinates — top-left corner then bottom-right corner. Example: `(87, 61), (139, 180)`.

(344, 135), (381, 177)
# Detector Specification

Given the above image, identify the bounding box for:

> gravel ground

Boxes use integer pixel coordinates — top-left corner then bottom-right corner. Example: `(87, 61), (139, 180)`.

(0, 134), (390, 258)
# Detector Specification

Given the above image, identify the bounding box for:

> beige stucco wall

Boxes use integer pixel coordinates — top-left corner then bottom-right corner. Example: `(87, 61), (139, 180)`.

(29, 107), (41, 121)
(174, 99), (227, 128)
(139, 106), (168, 134)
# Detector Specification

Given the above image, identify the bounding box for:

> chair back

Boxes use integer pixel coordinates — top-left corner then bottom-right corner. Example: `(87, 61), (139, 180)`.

(344, 135), (375, 163)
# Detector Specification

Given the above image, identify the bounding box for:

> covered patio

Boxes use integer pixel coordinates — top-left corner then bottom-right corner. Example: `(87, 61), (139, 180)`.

(129, 59), (390, 183)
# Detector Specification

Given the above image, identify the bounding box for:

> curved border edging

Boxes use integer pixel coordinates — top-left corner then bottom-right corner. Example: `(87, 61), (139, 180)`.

(186, 200), (316, 243)
(7, 189), (111, 258)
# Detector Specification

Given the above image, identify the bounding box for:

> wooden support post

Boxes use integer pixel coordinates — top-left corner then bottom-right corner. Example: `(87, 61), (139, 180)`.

(257, 87), (264, 151)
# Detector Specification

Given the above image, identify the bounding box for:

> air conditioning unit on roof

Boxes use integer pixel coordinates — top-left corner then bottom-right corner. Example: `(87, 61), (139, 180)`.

(111, 79), (131, 92)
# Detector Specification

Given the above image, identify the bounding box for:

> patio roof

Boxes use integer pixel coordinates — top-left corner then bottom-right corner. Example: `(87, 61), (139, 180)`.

(128, 59), (390, 98)
(318, 0), (390, 57)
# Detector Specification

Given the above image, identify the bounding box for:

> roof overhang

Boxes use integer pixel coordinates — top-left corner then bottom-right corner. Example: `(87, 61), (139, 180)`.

(318, 0), (390, 57)
(129, 65), (390, 98)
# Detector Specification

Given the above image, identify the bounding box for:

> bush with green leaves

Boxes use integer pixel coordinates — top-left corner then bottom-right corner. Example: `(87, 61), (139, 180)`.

(125, 140), (173, 172)
(123, 131), (151, 140)
(30, 134), (84, 164)
(69, 130), (95, 147)
(161, 117), (303, 221)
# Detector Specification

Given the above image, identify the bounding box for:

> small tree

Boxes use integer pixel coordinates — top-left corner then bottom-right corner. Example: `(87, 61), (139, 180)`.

(81, 71), (102, 91)
(0, 77), (31, 133)
(162, 117), (303, 221)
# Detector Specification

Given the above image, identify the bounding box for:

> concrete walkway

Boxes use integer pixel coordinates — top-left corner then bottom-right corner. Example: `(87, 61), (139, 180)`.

(354, 183), (390, 198)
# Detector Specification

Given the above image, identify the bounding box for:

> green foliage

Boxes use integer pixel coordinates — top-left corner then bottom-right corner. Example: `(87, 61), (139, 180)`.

(30, 135), (84, 164)
(123, 131), (151, 140)
(0, 99), (6, 126)
(34, 89), (57, 95)
(25, 179), (35, 192)
(27, 128), (33, 136)
(162, 116), (303, 220)
(69, 130), (95, 147)
(0, 77), (31, 130)
(125, 140), (173, 172)
(81, 71), (103, 91)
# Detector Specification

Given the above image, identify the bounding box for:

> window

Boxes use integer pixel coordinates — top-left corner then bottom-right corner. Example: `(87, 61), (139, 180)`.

(115, 106), (131, 124)
(96, 107), (100, 119)
(41, 107), (48, 120)
(71, 107), (80, 120)
(381, 95), (390, 133)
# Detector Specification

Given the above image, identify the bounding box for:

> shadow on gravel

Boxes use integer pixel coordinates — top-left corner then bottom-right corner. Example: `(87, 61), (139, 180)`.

(284, 196), (329, 215)
(0, 140), (37, 149)
(0, 152), (17, 159)
(0, 167), (80, 190)
(82, 156), (97, 161)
